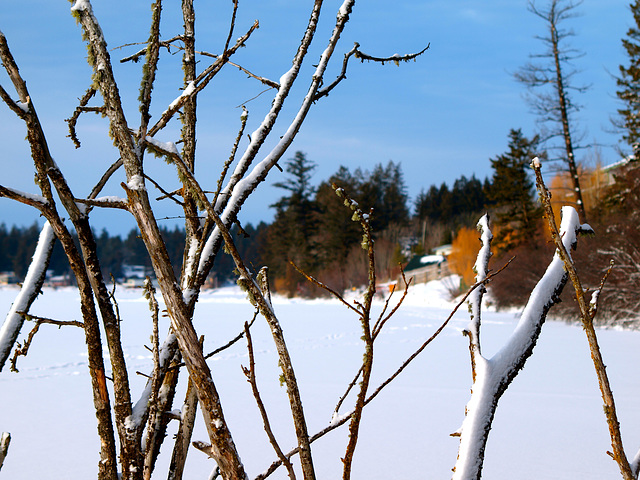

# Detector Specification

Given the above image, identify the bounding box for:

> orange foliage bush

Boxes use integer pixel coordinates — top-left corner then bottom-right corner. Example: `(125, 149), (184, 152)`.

(449, 226), (482, 287)
(549, 161), (609, 221)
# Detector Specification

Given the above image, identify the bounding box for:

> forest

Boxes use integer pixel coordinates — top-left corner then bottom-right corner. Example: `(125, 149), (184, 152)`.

(2, 136), (637, 324)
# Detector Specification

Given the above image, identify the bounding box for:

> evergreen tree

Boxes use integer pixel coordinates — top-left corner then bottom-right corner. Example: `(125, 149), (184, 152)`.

(313, 167), (363, 291)
(488, 129), (544, 251)
(615, 0), (640, 156)
(314, 167), (361, 261)
(353, 161), (409, 232)
(265, 152), (318, 293)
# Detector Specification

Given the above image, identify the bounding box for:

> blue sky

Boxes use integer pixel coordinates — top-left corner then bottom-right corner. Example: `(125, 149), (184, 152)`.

(0, 1), (632, 235)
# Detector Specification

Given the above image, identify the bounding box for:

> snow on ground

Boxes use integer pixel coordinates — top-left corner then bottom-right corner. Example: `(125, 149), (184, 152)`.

(0, 278), (639, 479)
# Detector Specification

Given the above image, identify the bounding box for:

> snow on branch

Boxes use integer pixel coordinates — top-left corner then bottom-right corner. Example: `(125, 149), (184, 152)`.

(146, 21), (259, 138)
(74, 196), (129, 210)
(0, 222), (56, 371)
(463, 215), (492, 383)
(453, 206), (582, 480)
(0, 185), (49, 209)
(197, 0), (354, 280)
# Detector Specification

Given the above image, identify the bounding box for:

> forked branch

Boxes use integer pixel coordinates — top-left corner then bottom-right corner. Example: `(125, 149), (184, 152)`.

(453, 204), (580, 480)
(532, 158), (635, 480)
(315, 42), (430, 100)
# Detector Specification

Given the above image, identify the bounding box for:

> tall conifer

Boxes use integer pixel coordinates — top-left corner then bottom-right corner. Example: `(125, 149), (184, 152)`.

(615, 0), (640, 156)
(488, 129), (544, 251)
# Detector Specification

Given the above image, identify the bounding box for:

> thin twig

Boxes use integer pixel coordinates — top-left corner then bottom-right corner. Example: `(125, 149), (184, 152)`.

(118, 36), (184, 63)
(372, 268), (412, 339)
(65, 87), (99, 148)
(195, 50), (280, 90)
(333, 365), (363, 418)
(142, 174), (184, 206)
(532, 159), (635, 480)
(242, 322), (297, 480)
(255, 266), (510, 480)
(213, 107), (248, 207)
(289, 261), (360, 315)
(314, 43), (430, 100)
(10, 313), (83, 372)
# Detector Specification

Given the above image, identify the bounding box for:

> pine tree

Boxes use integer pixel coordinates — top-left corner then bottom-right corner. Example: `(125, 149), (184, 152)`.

(355, 161), (409, 232)
(615, 0), (640, 156)
(265, 152), (318, 293)
(488, 129), (544, 252)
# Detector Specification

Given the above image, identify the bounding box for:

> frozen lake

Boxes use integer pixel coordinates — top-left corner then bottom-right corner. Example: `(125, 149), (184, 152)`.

(1, 282), (639, 479)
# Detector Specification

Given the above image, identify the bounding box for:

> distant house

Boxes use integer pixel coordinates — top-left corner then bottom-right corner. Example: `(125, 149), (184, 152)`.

(121, 264), (154, 288)
(45, 274), (74, 288)
(402, 248), (450, 285)
(0, 272), (18, 285)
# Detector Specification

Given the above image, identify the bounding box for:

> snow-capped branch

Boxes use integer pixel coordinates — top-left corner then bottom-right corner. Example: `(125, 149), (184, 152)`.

(0, 83), (29, 119)
(453, 205), (581, 480)
(147, 20), (258, 138)
(0, 185), (49, 210)
(74, 196), (129, 210)
(0, 222), (56, 371)
(463, 214), (492, 382)
(196, 0), (355, 281)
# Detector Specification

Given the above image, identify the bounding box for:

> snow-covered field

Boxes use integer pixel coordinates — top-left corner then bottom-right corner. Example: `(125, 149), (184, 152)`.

(1, 279), (639, 479)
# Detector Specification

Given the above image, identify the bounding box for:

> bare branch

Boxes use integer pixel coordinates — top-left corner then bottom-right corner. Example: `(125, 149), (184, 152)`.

(213, 107), (249, 207)
(372, 269), (412, 339)
(179, 48), (280, 90)
(242, 322), (297, 480)
(88, 158), (124, 200)
(10, 313), (83, 372)
(142, 277), (162, 480)
(315, 43), (430, 101)
(138, 0), (163, 137)
(532, 159), (635, 480)
(118, 36), (184, 63)
(256, 269), (507, 480)
(223, 0), (239, 54)
(65, 87), (99, 149)
(289, 261), (360, 315)
(147, 20), (259, 138)
(167, 374), (199, 480)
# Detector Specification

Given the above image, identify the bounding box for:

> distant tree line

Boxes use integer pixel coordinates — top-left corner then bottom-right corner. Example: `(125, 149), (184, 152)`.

(3, 138), (637, 313)
(0, 141), (542, 293)
(0, 223), (262, 285)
